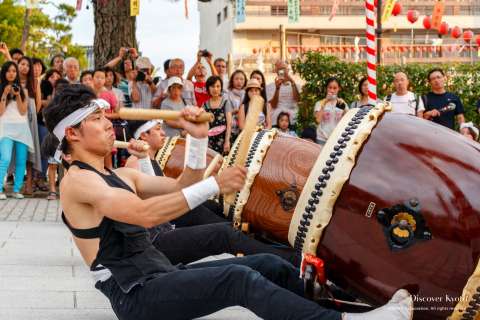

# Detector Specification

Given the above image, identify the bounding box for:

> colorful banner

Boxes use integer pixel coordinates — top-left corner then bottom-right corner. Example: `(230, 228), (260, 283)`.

(130, 0), (140, 17)
(329, 0), (339, 21)
(236, 0), (246, 23)
(25, 0), (38, 9)
(381, 0), (396, 23)
(288, 0), (300, 23)
(76, 0), (82, 11)
(431, 0), (445, 31)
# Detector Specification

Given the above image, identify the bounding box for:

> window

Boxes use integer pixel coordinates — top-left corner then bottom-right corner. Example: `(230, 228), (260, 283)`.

(223, 6), (228, 20)
(217, 12), (221, 25)
(271, 5), (288, 16)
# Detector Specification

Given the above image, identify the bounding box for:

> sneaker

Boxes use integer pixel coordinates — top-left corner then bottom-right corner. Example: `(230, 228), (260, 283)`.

(11, 193), (24, 199)
(344, 289), (413, 320)
(0, 193), (6, 200)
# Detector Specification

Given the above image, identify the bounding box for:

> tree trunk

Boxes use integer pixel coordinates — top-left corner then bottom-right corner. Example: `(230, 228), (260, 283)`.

(93, 0), (137, 68)
(20, 8), (32, 52)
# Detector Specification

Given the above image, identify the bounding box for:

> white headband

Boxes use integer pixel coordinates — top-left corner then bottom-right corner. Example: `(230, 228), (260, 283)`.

(52, 99), (110, 161)
(134, 120), (163, 140)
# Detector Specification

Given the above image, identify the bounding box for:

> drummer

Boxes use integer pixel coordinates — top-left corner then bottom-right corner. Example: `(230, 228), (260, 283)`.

(42, 84), (413, 320)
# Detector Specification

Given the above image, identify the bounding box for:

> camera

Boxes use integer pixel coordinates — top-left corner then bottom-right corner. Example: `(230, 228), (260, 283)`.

(201, 50), (211, 57)
(12, 84), (20, 92)
(136, 71), (146, 82)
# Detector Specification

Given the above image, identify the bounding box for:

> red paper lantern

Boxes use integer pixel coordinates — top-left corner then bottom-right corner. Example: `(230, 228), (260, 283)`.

(463, 30), (474, 43)
(392, 2), (402, 16)
(407, 10), (419, 24)
(476, 35), (480, 46)
(252, 48), (257, 54)
(451, 26), (462, 39)
(423, 16), (432, 30)
(438, 21), (449, 36)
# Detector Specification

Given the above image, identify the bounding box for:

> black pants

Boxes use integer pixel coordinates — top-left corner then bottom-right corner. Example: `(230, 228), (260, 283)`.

(96, 254), (342, 320)
(171, 202), (226, 228)
(152, 222), (299, 267)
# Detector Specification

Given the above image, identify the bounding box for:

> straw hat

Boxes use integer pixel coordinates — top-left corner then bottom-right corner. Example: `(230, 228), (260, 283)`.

(245, 78), (262, 90)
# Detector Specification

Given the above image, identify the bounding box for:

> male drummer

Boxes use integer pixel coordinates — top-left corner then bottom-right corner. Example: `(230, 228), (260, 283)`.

(42, 84), (413, 320)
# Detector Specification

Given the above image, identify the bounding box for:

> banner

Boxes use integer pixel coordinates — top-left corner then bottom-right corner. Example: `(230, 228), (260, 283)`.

(236, 0), (245, 23)
(76, 0), (82, 11)
(130, 0), (140, 17)
(25, 0), (38, 9)
(381, 0), (396, 23)
(288, 0), (300, 23)
(431, 0), (445, 30)
(329, 0), (339, 21)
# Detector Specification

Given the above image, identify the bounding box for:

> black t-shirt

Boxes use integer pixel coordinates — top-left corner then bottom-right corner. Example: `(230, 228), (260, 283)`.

(423, 92), (464, 129)
(38, 80), (54, 126)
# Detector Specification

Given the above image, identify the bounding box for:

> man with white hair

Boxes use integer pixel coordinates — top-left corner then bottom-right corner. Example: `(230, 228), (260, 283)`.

(153, 58), (196, 107)
(386, 72), (424, 117)
(63, 57), (80, 84)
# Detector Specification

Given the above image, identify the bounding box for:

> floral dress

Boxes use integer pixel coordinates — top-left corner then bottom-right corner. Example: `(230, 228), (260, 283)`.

(203, 97), (230, 154)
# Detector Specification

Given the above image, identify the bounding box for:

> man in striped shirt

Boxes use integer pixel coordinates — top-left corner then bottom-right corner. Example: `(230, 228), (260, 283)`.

(129, 56), (157, 109)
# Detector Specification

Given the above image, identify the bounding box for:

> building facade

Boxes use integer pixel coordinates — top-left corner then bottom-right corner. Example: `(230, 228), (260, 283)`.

(199, 0), (480, 74)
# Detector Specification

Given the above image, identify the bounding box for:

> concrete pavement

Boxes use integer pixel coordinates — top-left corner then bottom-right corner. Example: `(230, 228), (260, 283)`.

(0, 198), (260, 320)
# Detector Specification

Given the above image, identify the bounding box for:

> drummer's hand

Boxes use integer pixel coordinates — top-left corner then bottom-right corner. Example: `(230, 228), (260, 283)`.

(126, 139), (149, 159)
(179, 106), (209, 139)
(215, 165), (247, 194)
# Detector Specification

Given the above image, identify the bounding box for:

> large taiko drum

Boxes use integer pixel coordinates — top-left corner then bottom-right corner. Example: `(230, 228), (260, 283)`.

(220, 105), (480, 320)
(155, 136), (223, 178)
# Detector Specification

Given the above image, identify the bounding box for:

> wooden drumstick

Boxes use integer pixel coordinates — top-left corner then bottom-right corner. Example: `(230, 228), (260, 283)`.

(113, 140), (150, 151)
(118, 108), (214, 123)
(224, 95), (264, 205)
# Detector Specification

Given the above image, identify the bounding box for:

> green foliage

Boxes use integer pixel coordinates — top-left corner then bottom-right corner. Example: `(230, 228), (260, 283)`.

(0, 0), (86, 67)
(293, 52), (480, 130)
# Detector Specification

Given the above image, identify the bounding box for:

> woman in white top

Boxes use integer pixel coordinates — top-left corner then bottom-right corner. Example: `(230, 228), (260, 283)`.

(314, 77), (349, 145)
(238, 78), (272, 130)
(0, 61), (33, 199)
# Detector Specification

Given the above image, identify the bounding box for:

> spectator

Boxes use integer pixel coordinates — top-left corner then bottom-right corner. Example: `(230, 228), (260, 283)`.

(227, 70), (247, 142)
(214, 57), (228, 90)
(80, 70), (94, 88)
(129, 56), (156, 109)
(202, 75), (232, 155)
(161, 77), (188, 137)
(166, 58), (196, 106)
(104, 66), (124, 109)
(18, 56), (42, 195)
(238, 78), (272, 130)
(50, 54), (65, 75)
(32, 58), (46, 78)
(423, 68), (466, 131)
(0, 61), (32, 199)
(92, 68), (118, 117)
(187, 50), (218, 108)
(151, 59), (172, 108)
(351, 77), (370, 108)
(314, 77), (349, 145)
(276, 111), (297, 137)
(460, 122), (479, 141)
(267, 60), (301, 125)
(118, 58), (136, 108)
(39, 69), (62, 193)
(250, 70), (269, 103)
(9, 48), (24, 64)
(385, 72), (424, 117)
(300, 127), (317, 143)
(63, 57), (80, 84)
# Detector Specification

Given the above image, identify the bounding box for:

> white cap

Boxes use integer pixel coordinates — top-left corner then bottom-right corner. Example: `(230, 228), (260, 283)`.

(167, 76), (183, 89)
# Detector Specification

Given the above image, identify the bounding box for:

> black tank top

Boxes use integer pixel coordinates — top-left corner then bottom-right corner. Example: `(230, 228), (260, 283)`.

(62, 160), (178, 293)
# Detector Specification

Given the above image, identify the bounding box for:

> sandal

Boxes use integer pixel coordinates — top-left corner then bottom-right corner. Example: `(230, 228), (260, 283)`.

(34, 180), (49, 192)
(46, 192), (57, 201)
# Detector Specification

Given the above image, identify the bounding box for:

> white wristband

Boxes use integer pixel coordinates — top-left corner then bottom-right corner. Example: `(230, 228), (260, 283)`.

(181, 177), (220, 210)
(138, 157), (155, 176)
(184, 135), (208, 170)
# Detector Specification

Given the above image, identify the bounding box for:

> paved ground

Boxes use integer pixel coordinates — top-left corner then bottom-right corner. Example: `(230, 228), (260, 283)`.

(0, 198), (260, 320)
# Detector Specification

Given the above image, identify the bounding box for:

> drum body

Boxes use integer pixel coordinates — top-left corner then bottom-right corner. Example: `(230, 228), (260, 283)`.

(162, 138), (222, 178)
(229, 114), (480, 319)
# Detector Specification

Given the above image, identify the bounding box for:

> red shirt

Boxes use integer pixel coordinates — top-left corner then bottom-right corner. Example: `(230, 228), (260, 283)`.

(194, 81), (209, 107)
(99, 90), (118, 113)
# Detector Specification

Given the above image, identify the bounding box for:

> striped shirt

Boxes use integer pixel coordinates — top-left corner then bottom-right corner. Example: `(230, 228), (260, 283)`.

(128, 81), (153, 109)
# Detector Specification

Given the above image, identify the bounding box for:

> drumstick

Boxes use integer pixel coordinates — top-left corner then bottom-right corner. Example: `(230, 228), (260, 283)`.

(113, 140), (150, 151)
(224, 95), (264, 205)
(118, 108), (214, 123)
(203, 154), (224, 179)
